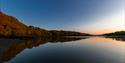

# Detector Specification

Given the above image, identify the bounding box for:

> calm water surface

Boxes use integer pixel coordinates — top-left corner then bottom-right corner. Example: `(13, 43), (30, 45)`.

(0, 37), (125, 63)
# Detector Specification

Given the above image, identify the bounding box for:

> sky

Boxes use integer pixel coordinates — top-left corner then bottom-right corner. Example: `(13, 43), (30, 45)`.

(1, 0), (125, 34)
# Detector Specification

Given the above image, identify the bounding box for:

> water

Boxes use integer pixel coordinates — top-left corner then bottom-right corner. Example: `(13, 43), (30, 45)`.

(0, 37), (125, 63)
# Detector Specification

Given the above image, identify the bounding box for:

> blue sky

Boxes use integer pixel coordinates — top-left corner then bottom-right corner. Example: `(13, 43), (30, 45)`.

(1, 0), (125, 34)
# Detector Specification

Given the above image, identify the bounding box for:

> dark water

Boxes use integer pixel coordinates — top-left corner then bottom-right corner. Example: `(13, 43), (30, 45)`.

(0, 37), (125, 63)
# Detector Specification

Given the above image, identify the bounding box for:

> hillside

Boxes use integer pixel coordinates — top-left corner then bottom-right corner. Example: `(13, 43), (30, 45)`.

(0, 12), (92, 38)
(0, 12), (51, 38)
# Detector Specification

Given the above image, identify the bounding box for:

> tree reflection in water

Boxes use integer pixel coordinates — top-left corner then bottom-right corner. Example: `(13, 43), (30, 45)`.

(104, 36), (125, 42)
(0, 37), (87, 63)
(0, 36), (124, 63)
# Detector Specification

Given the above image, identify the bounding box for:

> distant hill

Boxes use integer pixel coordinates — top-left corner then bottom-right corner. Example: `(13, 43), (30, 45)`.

(102, 31), (125, 37)
(49, 30), (92, 37)
(102, 31), (125, 42)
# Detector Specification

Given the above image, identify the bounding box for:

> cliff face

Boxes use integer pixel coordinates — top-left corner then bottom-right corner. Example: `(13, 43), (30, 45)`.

(0, 12), (50, 37)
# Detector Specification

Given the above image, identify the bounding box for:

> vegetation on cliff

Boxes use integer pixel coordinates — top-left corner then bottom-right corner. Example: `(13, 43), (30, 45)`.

(0, 12), (91, 38)
(0, 12), (51, 38)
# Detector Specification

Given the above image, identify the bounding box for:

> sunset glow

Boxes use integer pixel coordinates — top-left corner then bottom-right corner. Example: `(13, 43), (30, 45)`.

(81, 11), (125, 34)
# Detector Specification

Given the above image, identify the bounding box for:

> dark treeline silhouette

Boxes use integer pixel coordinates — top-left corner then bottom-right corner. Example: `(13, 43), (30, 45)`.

(101, 31), (125, 42)
(102, 31), (125, 37)
(0, 12), (92, 39)
(49, 30), (91, 38)
(0, 37), (88, 63)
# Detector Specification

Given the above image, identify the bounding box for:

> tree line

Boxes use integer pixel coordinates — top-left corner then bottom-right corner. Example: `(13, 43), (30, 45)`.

(103, 31), (125, 37)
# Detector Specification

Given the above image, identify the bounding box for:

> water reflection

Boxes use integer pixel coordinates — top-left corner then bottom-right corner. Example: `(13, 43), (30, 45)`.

(0, 36), (124, 63)
(0, 39), (48, 63)
(0, 37), (86, 63)
(104, 36), (125, 42)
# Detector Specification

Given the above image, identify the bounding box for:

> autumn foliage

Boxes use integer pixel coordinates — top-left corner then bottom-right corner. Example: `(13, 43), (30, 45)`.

(0, 12), (51, 38)
(0, 12), (93, 38)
